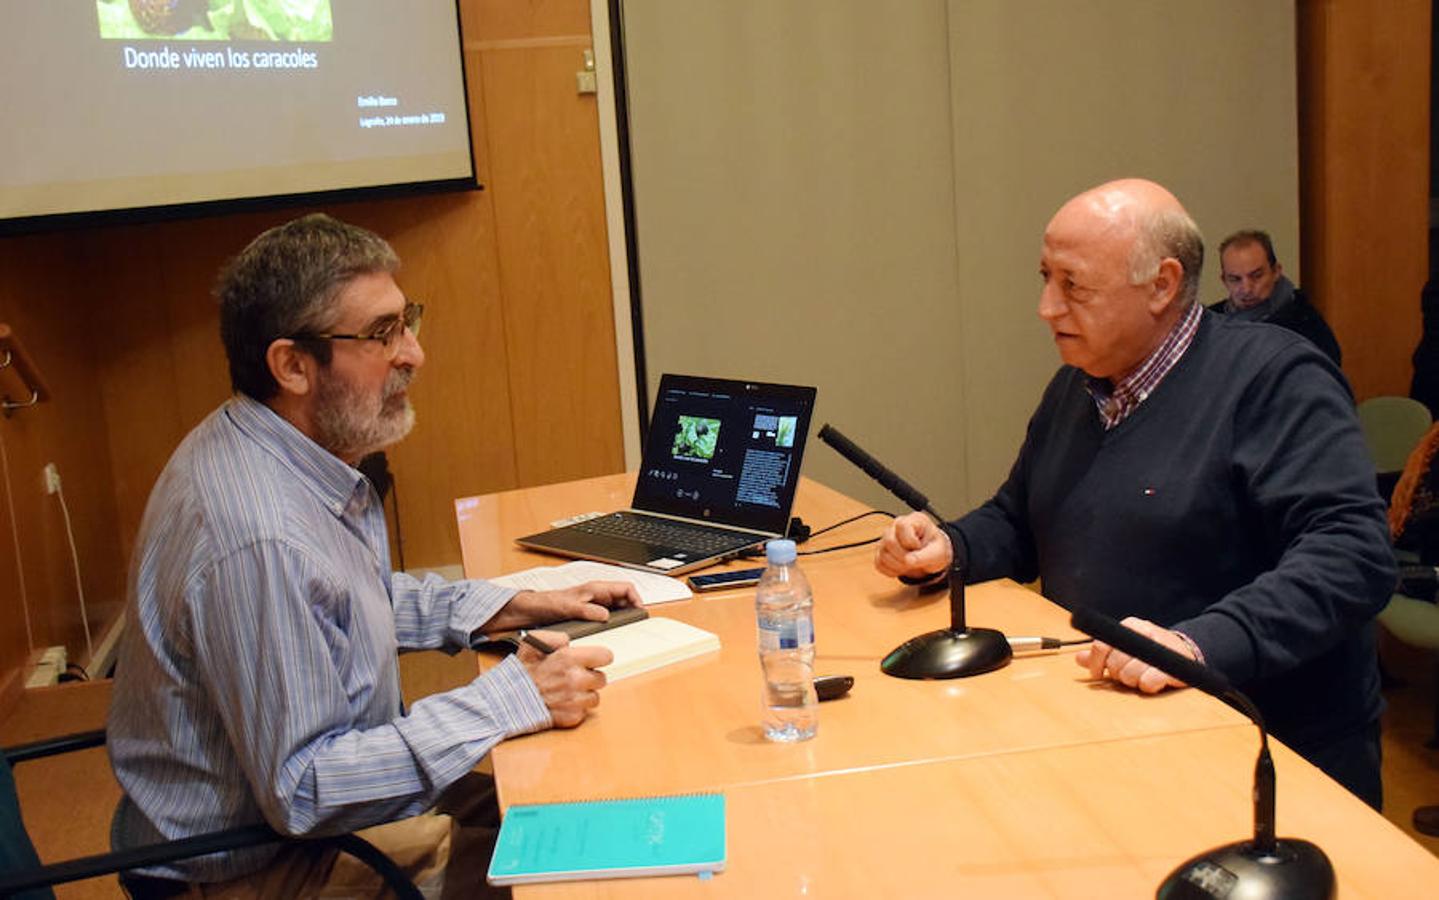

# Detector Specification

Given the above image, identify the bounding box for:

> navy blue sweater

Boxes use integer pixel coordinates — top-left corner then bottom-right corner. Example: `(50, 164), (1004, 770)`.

(956, 312), (1395, 753)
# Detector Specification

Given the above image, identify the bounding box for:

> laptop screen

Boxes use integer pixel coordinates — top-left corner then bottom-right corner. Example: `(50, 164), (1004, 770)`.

(632, 375), (817, 534)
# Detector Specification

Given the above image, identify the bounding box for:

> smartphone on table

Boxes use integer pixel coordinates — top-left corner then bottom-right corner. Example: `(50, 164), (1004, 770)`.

(687, 567), (766, 593)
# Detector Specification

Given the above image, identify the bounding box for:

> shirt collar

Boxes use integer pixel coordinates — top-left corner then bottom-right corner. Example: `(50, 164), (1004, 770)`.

(1086, 300), (1202, 429)
(223, 393), (373, 518)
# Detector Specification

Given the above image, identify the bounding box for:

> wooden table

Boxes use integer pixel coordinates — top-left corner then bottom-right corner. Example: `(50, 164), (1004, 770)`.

(457, 473), (1439, 897)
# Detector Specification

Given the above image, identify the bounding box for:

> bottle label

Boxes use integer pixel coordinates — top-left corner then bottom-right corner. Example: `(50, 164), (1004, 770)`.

(758, 615), (814, 651)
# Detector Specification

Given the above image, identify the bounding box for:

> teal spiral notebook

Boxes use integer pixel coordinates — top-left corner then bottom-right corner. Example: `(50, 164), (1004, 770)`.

(486, 792), (726, 886)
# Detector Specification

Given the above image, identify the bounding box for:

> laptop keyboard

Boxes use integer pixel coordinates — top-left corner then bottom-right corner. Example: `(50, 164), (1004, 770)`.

(574, 513), (757, 553)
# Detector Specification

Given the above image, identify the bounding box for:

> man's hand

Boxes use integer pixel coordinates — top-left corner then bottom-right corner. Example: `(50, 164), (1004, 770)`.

(516, 630), (613, 728)
(874, 512), (953, 579)
(487, 580), (643, 633)
(1075, 616), (1195, 694)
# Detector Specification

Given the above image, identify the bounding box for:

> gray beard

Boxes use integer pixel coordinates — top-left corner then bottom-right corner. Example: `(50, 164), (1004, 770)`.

(312, 367), (416, 461)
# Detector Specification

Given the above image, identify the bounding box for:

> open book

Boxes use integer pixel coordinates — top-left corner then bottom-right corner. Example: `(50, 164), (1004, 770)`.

(479, 561), (714, 676)
(574, 617), (720, 682)
(488, 560), (692, 605)
(477, 611), (719, 682)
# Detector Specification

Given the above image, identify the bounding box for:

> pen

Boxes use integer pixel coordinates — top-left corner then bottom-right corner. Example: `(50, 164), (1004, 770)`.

(518, 630), (558, 655)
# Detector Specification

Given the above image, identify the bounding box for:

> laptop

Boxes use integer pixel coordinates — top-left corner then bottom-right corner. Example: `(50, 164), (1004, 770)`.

(516, 374), (818, 575)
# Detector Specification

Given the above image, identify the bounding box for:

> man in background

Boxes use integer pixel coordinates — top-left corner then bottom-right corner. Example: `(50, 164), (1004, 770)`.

(107, 214), (639, 897)
(875, 180), (1393, 808)
(1207, 228), (1342, 364)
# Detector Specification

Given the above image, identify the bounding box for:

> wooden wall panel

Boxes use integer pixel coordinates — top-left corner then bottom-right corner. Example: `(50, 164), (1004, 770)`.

(86, 216), (252, 570)
(0, 412), (26, 710)
(343, 191), (520, 567)
(0, 236), (66, 703)
(478, 41), (625, 487)
(0, 231), (129, 702)
(465, 0), (593, 42)
(1298, 0), (1431, 400)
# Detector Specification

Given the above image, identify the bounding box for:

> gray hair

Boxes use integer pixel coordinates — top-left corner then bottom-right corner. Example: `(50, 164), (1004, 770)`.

(217, 214), (400, 400)
(1128, 208), (1204, 308)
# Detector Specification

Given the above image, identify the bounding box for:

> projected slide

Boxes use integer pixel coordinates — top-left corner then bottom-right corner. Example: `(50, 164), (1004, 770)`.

(97, 1), (334, 41)
(2, 1), (473, 224)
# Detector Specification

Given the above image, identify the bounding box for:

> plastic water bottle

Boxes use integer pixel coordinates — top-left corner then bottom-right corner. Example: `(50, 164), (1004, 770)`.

(756, 539), (817, 742)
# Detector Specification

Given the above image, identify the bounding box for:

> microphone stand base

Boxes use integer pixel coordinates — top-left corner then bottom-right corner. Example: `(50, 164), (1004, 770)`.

(1158, 838), (1334, 899)
(881, 627), (1012, 680)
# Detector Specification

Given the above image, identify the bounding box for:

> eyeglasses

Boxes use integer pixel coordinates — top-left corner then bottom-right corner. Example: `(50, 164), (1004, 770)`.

(291, 301), (424, 359)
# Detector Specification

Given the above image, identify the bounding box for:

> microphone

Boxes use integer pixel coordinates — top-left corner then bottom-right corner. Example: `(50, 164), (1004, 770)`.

(818, 424), (950, 587)
(1070, 607), (1233, 699)
(1069, 607), (1334, 900)
(817, 424), (935, 516)
(818, 423), (1010, 680)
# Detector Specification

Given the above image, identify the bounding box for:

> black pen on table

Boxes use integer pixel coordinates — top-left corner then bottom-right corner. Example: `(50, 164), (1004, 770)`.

(518, 630), (558, 655)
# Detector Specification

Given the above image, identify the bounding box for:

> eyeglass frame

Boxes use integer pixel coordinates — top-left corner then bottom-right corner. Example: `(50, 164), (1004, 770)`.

(288, 301), (424, 358)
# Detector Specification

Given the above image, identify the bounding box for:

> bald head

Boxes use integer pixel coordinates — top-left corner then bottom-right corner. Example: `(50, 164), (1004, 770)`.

(1053, 179), (1204, 307)
(1037, 179), (1205, 379)
(1063, 178), (1184, 222)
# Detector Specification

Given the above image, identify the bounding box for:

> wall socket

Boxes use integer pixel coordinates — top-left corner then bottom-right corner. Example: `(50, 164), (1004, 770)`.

(42, 462), (60, 494)
(25, 645), (66, 688)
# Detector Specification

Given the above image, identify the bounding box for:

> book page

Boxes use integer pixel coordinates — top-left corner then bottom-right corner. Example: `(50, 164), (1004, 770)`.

(489, 560), (692, 605)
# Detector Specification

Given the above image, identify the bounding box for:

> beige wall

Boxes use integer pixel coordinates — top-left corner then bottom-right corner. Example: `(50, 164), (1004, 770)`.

(622, 0), (1300, 517)
(624, 0), (968, 515)
(948, 0), (1299, 504)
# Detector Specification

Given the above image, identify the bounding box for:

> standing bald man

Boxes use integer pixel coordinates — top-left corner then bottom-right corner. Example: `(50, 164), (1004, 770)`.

(876, 179), (1394, 808)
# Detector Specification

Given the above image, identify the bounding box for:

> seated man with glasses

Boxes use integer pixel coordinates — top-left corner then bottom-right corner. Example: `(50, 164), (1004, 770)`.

(106, 213), (638, 898)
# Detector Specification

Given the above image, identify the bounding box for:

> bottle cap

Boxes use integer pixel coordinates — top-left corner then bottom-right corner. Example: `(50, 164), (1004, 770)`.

(765, 539), (797, 565)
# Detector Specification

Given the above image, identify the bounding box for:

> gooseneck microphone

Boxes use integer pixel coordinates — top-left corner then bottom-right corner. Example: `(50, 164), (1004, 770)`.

(816, 424), (937, 517)
(818, 424), (1011, 679)
(1069, 606), (1334, 900)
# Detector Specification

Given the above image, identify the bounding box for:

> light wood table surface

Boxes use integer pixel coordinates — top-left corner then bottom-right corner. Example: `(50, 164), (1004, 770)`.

(456, 472), (1439, 896)
(507, 729), (1439, 899)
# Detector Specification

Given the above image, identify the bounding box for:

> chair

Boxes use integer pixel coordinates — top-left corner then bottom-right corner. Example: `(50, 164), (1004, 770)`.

(1378, 593), (1439, 747)
(1, 730), (422, 899)
(1357, 396), (1433, 495)
(1377, 592), (1439, 837)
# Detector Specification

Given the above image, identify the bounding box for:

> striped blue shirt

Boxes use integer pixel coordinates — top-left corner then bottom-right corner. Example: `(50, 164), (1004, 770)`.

(107, 394), (550, 882)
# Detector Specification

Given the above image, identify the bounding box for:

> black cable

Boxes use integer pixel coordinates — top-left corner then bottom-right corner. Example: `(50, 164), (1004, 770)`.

(740, 509), (899, 558)
(807, 509), (897, 539)
(796, 536), (882, 556)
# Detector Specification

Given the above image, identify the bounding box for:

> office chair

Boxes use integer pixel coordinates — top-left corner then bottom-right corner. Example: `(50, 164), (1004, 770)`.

(1357, 395), (1433, 499)
(1378, 593), (1439, 746)
(1377, 591), (1439, 838)
(1379, 418), (1439, 838)
(1, 730), (423, 899)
